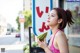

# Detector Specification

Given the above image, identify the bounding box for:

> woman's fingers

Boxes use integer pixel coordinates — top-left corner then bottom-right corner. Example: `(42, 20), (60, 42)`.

(36, 37), (47, 48)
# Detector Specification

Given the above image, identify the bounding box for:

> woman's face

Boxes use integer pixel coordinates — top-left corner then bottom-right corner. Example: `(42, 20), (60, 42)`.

(47, 9), (59, 26)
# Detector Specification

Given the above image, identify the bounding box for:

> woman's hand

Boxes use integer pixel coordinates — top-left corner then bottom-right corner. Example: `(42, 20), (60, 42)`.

(37, 38), (47, 49)
(36, 38), (53, 53)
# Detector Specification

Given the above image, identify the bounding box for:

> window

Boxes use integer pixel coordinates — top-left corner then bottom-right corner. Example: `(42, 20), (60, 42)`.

(64, 2), (80, 36)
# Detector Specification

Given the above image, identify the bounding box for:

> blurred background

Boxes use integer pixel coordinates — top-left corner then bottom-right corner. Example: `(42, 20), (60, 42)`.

(0, 0), (80, 53)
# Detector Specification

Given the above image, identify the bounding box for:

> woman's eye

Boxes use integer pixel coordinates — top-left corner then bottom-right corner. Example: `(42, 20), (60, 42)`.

(51, 15), (54, 17)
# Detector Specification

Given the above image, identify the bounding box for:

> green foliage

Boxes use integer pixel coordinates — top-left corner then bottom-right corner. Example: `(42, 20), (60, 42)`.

(23, 10), (32, 29)
(16, 16), (20, 30)
(32, 42), (38, 47)
(75, 17), (80, 24)
(16, 10), (32, 30)
(71, 10), (80, 24)
(23, 44), (30, 53)
(23, 42), (38, 53)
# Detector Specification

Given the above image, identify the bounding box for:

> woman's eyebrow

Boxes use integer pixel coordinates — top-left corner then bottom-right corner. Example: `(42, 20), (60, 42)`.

(51, 13), (55, 15)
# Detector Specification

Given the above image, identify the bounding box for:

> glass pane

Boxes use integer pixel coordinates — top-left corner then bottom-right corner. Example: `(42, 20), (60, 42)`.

(66, 2), (80, 35)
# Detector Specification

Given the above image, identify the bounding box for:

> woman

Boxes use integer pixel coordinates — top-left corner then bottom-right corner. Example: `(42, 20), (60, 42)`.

(37, 8), (74, 53)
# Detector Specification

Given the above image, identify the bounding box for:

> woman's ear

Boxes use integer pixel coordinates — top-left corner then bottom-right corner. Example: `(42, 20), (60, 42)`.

(58, 19), (63, 23)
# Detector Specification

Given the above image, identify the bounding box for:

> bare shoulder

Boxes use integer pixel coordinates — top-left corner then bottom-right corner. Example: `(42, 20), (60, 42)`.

(56, 30), (68, 41)
(55, 30), (69, 53)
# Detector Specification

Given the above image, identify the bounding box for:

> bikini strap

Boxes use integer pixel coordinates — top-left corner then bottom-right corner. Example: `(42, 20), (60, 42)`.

(54, 29), (60, 38)
(52, 29), (60, 44)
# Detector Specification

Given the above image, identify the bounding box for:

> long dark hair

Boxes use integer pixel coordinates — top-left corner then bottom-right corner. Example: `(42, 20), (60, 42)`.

(53, 8), (74, 30)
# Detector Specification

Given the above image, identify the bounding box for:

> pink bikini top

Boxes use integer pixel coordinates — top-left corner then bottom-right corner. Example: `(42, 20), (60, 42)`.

(50, 30), (60, 53)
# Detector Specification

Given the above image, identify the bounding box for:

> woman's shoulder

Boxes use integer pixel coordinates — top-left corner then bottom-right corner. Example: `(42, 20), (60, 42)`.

(56, 30), (67, 40)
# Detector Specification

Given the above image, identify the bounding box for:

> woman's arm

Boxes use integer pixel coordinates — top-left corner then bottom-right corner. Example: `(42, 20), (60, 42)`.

(56, 31), (69, 53)
(37, 38), (52, 53)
